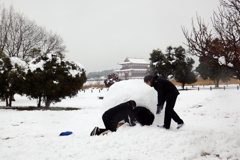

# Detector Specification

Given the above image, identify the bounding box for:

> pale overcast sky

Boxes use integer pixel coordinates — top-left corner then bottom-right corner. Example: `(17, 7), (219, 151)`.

(1, 0), (220, 73)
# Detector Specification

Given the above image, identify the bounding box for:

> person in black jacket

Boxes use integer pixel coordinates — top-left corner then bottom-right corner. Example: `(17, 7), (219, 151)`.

(90, 100), (136, 136)
(144, 75), (184, 130)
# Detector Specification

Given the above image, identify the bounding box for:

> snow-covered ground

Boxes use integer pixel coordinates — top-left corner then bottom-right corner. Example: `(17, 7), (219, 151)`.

(0, 80), (240, 160)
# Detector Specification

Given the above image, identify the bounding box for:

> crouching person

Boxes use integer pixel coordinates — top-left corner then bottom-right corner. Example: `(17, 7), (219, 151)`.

(90, 100), (136, 136)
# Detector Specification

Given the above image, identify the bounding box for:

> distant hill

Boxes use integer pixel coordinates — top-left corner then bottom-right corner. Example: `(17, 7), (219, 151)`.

(87, 69), (115, 78)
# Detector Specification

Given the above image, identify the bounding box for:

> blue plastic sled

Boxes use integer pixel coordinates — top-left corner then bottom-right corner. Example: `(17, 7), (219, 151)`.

(59, 131), (73, 136)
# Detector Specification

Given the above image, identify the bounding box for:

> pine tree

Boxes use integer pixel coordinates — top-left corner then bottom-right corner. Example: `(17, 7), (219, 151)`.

(172, 46), (197, 89)
(0, 57), (27, 106)
(24, 53), (87, 108)
(173, 57), (197, 89)
(148, 49), (173, 79)
(148, 46), (197, 88)
(196, 57), (231, 87)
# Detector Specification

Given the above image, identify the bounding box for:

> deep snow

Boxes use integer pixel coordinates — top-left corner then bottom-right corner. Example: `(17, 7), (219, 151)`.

(0, 79), (240, 160)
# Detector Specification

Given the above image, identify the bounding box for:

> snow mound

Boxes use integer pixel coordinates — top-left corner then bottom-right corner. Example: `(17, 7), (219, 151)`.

(102, 79), (158, 114)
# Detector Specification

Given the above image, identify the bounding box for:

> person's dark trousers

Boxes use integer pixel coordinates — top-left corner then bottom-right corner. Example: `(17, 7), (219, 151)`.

(93, 113), (115, 135)
(164, 96), (183, 129)
(102, 113), (118, 132)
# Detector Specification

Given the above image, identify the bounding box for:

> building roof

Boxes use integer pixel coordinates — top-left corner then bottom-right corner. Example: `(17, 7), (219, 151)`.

(118, 57), (149, 65)
(115, 68), (147, 72)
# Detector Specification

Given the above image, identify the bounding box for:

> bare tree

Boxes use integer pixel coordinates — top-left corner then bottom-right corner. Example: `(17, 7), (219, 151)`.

(6, 13), (45, 60)
(182, 0), (240, 79)
(0, 5), (13, 52)
(212, 0), (240, 78)
(41, 31), (66, 55)
(0, 5), (66, 61)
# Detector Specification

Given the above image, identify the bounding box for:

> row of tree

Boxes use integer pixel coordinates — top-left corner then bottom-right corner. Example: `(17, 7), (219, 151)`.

(148, 46), (197, 89)
(0, 53), (86, 108)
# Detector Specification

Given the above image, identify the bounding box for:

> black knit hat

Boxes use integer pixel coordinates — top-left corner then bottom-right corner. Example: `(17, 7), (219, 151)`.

(128, 100), (136, 107)
(144, 75), (154, 83)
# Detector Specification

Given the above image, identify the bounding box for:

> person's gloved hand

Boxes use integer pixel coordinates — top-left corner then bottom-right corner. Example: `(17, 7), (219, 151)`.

(156, 105), (163, 114)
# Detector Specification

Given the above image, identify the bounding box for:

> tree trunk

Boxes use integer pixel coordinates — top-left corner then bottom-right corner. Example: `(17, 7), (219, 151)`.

(215, 79), (220, 87)
(182, 83), (185, 90)
(37, 96), (42, 108)
(5, 94), (13, 107)
(9, 95), (12, 107)
(5, 96), (9, 106)
(12, 94), (15, 101)
(45, 98), (52, 109)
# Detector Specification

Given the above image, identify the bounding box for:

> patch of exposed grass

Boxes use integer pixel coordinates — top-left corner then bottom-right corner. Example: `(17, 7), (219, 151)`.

(171, 78), (240, 86)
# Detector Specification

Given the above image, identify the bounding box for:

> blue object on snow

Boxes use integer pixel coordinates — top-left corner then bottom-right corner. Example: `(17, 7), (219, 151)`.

(59, 131), (73, 136)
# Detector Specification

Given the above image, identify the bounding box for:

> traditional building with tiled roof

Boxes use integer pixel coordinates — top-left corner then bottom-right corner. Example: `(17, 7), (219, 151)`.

(115, 57), (149, 80)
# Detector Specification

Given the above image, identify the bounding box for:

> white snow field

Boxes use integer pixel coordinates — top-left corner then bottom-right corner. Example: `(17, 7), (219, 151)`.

(0, 79), (240, 160)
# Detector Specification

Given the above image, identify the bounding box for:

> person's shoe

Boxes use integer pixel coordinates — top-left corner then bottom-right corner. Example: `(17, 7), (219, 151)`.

(177, 123), (184, 129)
(90, 127), (99, 136)
(157, 125), (169, 130)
